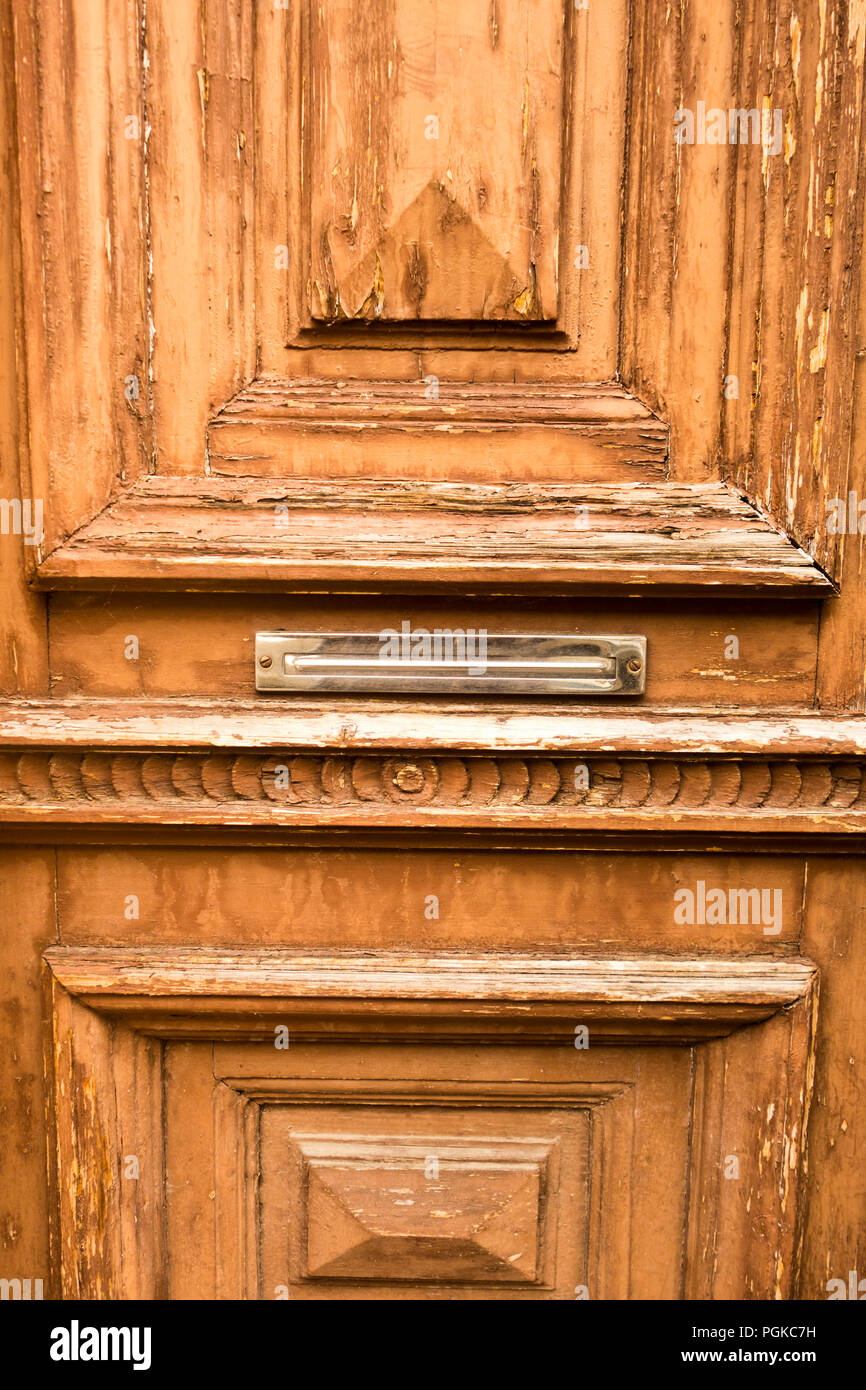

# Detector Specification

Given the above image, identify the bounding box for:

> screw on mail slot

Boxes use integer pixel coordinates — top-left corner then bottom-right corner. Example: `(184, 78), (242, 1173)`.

(255, 632), (647, 696)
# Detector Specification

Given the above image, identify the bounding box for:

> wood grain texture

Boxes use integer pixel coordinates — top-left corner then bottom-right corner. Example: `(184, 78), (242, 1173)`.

(557, 0), (627, 374)
(48, 974), (164, 1300)
(723, 0), (863, 579)
(798, 857), (866, 1299)
(4, 0), (864, 1306)
(43, 955), (818, 1298)
(622, 0), (735, 482)
(11, 0), (150, 548)
(623, 0), (866, 586)
(146, 0), (256, 476)
(0, 851), (55, 1297)
(305, 0), (564, 323)
(48, 982), (121, 1299)
(295, 1135), (553, 1284)
(249, 1068), (644, 1300)
(47, 595), (818, 715)
(685, 992), (818, 1299)
(207, 378), (669, 482)
(254, 0), (293, 360)
(46, 945), (816, 1005)
(43, 590), (820, 708)
(3, 701), (865, 756)
(0, 4), (46, 694)
(815, 13), (866, 712)
(34, 478), (832, 594)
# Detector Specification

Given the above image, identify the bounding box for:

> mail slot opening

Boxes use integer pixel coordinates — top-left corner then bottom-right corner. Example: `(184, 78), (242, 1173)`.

(256, 633), (647, 697)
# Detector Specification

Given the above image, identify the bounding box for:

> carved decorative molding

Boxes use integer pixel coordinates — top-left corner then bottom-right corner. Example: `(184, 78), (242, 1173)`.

(2, 704), (866, 838)
(3, 748), (866, 834)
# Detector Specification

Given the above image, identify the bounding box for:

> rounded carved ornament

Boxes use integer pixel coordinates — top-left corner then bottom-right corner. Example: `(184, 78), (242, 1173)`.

(390, 762), (426, 795)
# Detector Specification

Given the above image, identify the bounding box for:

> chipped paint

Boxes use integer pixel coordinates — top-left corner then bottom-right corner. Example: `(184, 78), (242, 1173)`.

(795, 285), (809, 365)
(810, 309), (829, 373)
(791, 13), (801, 93)
(513, 262), (541, 319)
(355, 254), (385, 320)
(784, 110), (796, 164)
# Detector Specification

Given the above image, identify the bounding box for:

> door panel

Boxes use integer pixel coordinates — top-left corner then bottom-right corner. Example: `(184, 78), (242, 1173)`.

(3, 0), (866, 1308)
(53, 847), (806, 954)
(307, 0), (566, 324)
(46, 948), (814, 1301)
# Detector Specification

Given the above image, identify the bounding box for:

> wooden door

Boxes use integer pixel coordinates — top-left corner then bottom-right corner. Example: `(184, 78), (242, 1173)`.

(1, 0), (865, 1304)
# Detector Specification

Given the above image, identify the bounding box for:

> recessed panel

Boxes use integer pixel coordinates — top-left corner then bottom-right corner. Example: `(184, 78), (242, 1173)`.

(296, 1135), (550, 1283)
(306, 0), (565, 322)
(262, 1098), (589, 1298)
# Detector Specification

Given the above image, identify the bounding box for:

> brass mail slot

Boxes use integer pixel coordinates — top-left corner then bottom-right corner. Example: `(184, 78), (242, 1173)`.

(255, 632), (646, 696)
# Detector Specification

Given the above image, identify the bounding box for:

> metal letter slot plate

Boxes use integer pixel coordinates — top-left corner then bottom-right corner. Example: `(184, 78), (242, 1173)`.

(255, 632), (646, 696)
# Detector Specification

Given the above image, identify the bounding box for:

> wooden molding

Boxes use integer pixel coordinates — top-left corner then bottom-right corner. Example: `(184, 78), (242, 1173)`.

(2, 705), (866, 836)
(45, 946), (816, 1044)
(34, 478), (832, 595)
(4, 749), (866, 835)
(3, 702), (865, 755)
(207, 378), (669, 483)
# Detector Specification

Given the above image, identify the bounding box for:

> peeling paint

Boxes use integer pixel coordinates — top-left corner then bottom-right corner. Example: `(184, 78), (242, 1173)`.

(810, 309), (829, 373)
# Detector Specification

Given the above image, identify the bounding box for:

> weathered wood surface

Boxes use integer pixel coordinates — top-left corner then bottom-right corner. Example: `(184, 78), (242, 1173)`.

(799, 858), (866, 1299)
(48, 1020), (806, 1300)
(622, 0), (735, 483)
(10, 0), (865, 573)
(46, 946), (815, 1034)
(685, 993), (818, 1299)
(54, 847), (806, 956)
(11, 0), (150, 548)
(0, 850), (56, 1297)
(306, 0), (564, 323)
(35, 479), (832, 593)
(207, 379), (668, 482)
(48, 973), (165, 1300)
(2, 706), (865, 835)
(2, 702), (866, 754)
(0, 6), (45, 694)
(816, 16), (866, 712)
(146, 0), (256, 477)
(44, 946), (817, 1297)
(623, 0), (866, 582)
(3, 0), (866, 1306)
